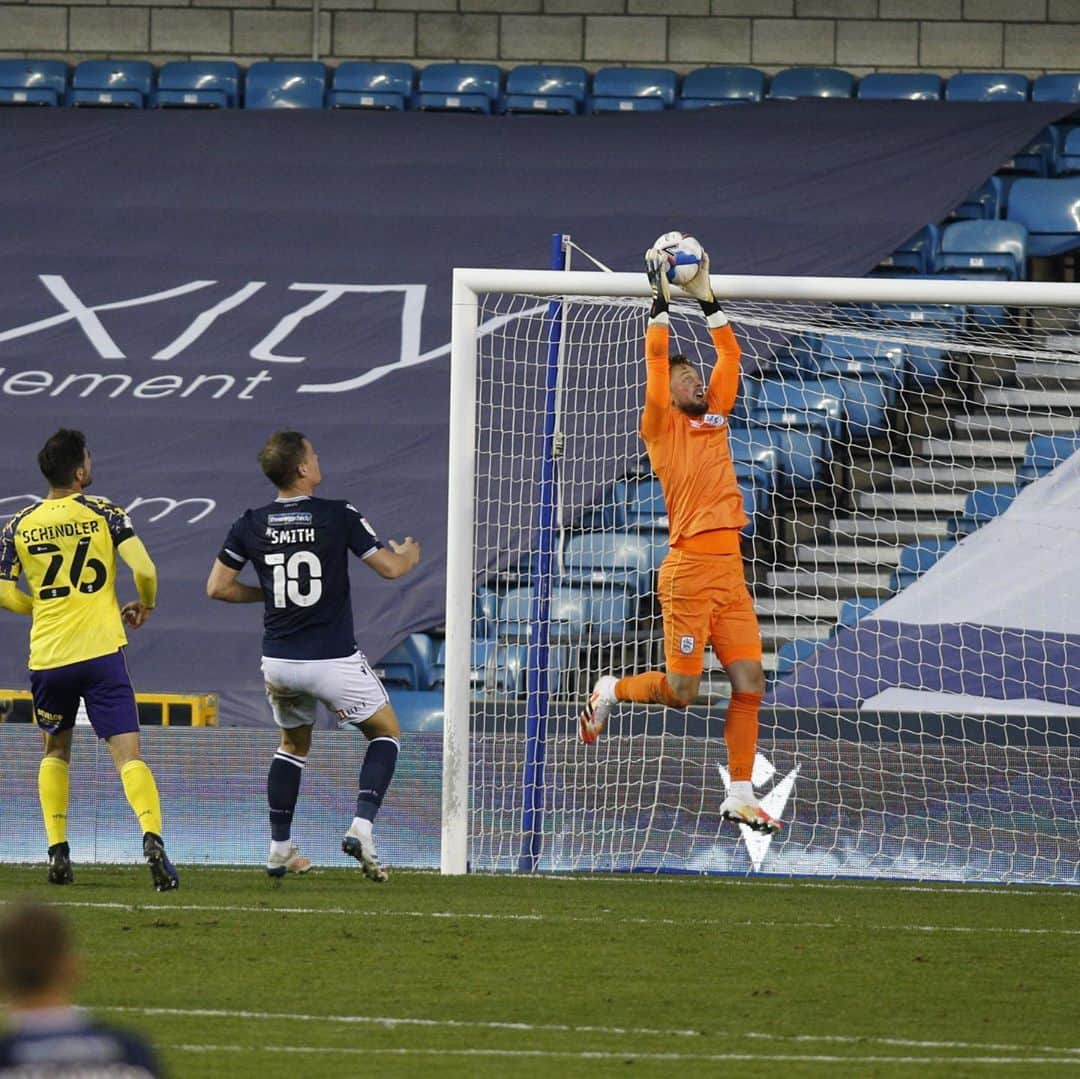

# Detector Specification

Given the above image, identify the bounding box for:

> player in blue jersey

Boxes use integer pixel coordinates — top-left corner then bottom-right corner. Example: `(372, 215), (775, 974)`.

(206, 431), (420, 880)
(0, 900), (164, 1077)
(0, 429), (179, 892)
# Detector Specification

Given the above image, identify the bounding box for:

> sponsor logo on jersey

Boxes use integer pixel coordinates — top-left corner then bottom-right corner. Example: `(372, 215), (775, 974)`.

(268, 512), (313, 526)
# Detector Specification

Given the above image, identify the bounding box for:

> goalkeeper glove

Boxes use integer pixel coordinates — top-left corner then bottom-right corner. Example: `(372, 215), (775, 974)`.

(644, 247), (671, 320)
(682, 249), (727, 326)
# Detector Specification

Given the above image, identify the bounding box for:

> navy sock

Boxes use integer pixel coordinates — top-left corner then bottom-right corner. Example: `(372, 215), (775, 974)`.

(355, 737), (399, 821)
(268, 750), (305, 842)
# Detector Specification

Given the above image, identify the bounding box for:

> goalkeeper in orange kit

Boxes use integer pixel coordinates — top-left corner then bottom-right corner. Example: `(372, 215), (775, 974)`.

(578, 241), (781, 835)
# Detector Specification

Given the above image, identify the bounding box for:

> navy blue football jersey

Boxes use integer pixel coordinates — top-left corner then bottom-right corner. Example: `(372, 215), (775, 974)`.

(0, 1010), (162, 1076)
(217, 495), (383, 661)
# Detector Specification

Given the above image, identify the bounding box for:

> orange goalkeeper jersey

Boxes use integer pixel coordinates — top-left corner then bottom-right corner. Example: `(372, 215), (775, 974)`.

(641, 320), (748, 549)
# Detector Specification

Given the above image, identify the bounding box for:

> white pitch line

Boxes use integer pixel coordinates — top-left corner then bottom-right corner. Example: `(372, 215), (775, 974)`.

(26, 898), (1080, 937)
(102, 1005), (1080, 1058)
(164, 1043), (1080, 1066)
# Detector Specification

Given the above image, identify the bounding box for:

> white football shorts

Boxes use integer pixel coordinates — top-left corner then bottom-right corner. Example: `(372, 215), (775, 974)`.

(260, 651), (390, 730)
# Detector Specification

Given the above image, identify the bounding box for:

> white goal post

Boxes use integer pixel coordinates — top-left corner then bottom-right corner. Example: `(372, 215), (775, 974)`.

(443, 267), (1080, 881)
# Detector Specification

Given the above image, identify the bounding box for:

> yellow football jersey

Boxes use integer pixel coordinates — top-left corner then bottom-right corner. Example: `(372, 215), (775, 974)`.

(0, 494), (136, 670)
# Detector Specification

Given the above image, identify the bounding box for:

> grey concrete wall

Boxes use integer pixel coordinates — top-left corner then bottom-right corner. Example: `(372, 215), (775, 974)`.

(1, 0), (1079, 73)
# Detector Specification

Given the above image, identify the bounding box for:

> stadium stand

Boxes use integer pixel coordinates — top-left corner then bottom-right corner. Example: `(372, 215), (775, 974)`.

(69, 61), (154, 108)
(416, 63), (502, 113)
(889, 539), (957, 592)
(950, 484), (1020, 537)
(589, 67), (678, 112)
(244, 61), (327, 109)
(874, 224), (940, 275)
(950, 177), (1005, 221)
(329, 62), (414, 111)
(504, 65), (588, 115)
(677, 66), (766, 108)
(856, 73), (942, 101)
(154, 61), (241, 109)
(945, 72), (1029, 101)
(1032, 72), (1080, 108)
(1054, 127), (1080, 175)
(1017, 433), (1080, 484)
(373, 633), (436, 691)
(775, 637), (819, 675)
(768, 67), (855, 100)
(0, 60), (67, 107)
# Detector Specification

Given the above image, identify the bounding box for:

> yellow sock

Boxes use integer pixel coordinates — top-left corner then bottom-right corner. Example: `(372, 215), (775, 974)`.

(120, 759), (163, 838)
(38, 757), (69, 847)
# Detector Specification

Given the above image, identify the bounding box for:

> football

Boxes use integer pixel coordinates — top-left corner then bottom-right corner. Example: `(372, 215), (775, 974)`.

(652, 231), (705, 286)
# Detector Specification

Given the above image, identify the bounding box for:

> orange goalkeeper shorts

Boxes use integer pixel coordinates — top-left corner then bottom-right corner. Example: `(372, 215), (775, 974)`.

(657, 547), (763, 676)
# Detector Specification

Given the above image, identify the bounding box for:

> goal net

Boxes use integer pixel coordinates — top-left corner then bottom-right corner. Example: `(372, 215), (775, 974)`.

(442, 268), (1080, 885)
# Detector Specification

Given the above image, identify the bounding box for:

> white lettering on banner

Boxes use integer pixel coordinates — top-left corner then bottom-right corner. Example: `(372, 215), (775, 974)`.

(0, 494), (216, 525)
(717, 753), (799, 872)
(0, 276), (547, 395)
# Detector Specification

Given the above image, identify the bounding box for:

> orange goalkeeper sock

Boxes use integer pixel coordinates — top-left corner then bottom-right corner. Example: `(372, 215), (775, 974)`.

(615, 672), (692, 708)
(725, 691), (762, 782)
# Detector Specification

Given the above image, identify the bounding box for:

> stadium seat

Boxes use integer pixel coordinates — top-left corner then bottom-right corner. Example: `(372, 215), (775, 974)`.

(475, 587), (499, 638)
(775, 638), (819, 676)
(935, 221), (1028, 280)
(503, 65), (587, 115)
(945, 72), (1029, 102)
(387, 689), (444, 732)
(1032, 73), (1080, 108)
(1055, 128), (1080, 176)
(69, 61), (153, 108)
(373, 633), (436, 690)
(813, 333), (905, 384)
(951, 177), (1005, 221)
(890, 539), (957, 592)
(1006, 178), (1080, 256)
(753, 379), (843, 439)
(154, 61), (240, 108)
(590, 67), (677, 113)
(432, 638), (496, 687)
(748, 420), (832, 492)
(950, 485), (1019, 537)
(417, 63), (501, 113)
(0, 60), (67, 107)
(329, 62), (414, 110)
(767, 67), (855, 100)
(856, 73), (941, 101)
(1000, 127), (1055, 178)
(562, 531), (665, 595)
(497, 585), (632, 641)
(677, 66), (766, 108)
(837, 595), (884, 629)
(616, 477), (668, 529)
(244, 61), (326, 109)
(1017, 433), (1080, 484)
(874, 224), (940, 276)
(482, 641), (568, 696)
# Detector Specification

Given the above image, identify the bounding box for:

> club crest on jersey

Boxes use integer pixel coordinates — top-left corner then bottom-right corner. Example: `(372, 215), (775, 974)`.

(679, 635), (695, 654)
(688, 413), (726, 429)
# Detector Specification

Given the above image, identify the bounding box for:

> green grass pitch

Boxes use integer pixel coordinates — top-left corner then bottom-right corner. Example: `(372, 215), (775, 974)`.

(0, 865), (1077, 1078)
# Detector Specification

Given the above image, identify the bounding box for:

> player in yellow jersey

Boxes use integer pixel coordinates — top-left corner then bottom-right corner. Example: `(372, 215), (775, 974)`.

(0, 429), (179, 890)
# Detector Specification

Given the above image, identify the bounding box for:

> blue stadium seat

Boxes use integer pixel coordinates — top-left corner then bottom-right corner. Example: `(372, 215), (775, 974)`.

(590, 67), (677, 113)
(1017, 433), (1080, 484)
(857, 73), (941, 101)
(1055, 127), (1080, 176)
(750, 421), (832, 491)
(950, 485), (1019, 537)
(874, 224), (940, 276)
(613, 477), (668, 529)
(498, 585), (632, 641)
(1006, 178), (1080, 256)
(417, 63), (501, 113)
(244, 62), (326, 109)
(1032, 73), (1080, 106)
(951, 177), (1005, 221)
(154, 61), (240, 108)
(814, 333), (905, 385)
(504, 65), (587, 115)
(69, 61), (153, 108)
(677, 66), (765, 108)
(752, 379), (843, 438)
(768, 67), (855, 100)
(432, 638), (498, 687)
(837, 595), (883, 629)
(1000, 127), (1055, 178)
(935, 221), (1028, 280)
(475, 587), (499, 638)
(563, 531), (665, 595)
(890, 539), (956, 592)
(387, 689), (444, 732)
(329, 62), (414, 110)
(373, 633), (436, 690)
(483, 642), (568, 696)
(0, 60), (67, 107)
(945, 72), (1029, 102)
(775, 638), (819, 676)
